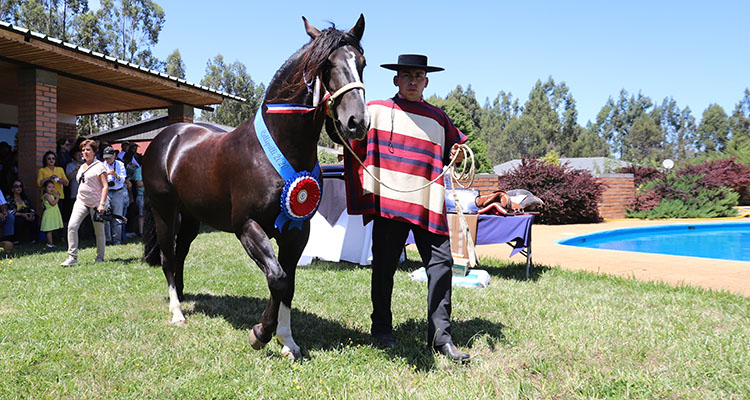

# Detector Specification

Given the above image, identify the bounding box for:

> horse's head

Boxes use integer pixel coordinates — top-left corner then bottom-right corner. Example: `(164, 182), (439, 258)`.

(304, 14), (369, 141)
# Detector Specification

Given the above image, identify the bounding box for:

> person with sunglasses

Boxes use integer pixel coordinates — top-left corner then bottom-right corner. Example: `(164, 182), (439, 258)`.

(37, 150), (69, 205)
(61, 140), (109, 267)
(6, 180), (38, 244)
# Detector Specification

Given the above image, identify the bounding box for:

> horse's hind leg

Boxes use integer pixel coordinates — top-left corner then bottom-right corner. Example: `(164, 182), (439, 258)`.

(153, 207), (185, 325)
(236, 219), (295, 357)
(174, 213), (200, 301)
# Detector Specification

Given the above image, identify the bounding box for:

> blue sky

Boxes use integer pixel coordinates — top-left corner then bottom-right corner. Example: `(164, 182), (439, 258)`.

(142, 1), (748, 125)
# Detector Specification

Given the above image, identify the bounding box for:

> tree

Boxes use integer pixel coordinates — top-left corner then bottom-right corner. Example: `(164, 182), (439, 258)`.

(569, 123), (609, 157)
(92, 0), (165, 64)
(653, 97), (697, 163)
(165, 49), (186, 78)
(445, 85), (482, 129)
(479, 91), (521, 165)
(730, 88), (750, 141)
(200, 55), (264, 128)
(2, 0), (88, 41)
(592, 89), (658, 161)
(522, 80), (558, 152)
(626, 114), (663, 163)
(697, 104), (730, 152)
(429, 95), (493, 173)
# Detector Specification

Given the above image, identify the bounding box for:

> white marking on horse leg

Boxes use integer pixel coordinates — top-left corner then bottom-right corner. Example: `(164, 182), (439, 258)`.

(277, 303), (300, 359)
(168, 285), (185, 325)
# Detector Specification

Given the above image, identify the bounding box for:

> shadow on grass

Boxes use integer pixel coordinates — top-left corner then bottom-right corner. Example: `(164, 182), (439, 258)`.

(185, 292), (371, 352)
(184, 292), (506, 370)
(390, 317), (507, 370)
(478, 260), (551, 282)
(302, 253), (551, 282)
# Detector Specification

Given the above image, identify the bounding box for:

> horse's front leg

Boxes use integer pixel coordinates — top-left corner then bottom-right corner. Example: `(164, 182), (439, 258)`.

(237, 219), (296, 358)
(274, 224), (310, 360)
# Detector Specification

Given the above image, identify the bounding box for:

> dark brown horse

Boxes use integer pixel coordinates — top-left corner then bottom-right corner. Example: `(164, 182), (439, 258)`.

(142, 15), (368, 360)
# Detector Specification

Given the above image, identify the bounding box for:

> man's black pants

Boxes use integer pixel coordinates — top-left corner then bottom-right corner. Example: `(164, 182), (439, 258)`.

(370, 216), (453, 347)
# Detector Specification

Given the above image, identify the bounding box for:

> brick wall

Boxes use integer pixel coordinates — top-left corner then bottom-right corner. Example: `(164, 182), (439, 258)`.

(597, 173), (635, 219)
(455, 172), (635, 220)
(456, 173), (499, 196)
(57, 122), (77, 142)
(17, 69), (58, 211)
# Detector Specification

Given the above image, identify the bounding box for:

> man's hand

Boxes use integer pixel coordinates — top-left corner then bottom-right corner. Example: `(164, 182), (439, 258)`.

(450, 144), (465, 163)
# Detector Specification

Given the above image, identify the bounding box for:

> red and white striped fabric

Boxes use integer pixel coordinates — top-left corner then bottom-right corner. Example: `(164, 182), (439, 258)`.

(345, 95), (467, 235)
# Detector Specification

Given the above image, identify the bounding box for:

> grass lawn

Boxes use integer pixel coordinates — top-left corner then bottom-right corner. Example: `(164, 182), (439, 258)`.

(1, 230), (748, 399)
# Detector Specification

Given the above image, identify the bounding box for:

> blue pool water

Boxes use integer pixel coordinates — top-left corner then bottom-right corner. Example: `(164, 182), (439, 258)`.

(557, 222), (750, 262)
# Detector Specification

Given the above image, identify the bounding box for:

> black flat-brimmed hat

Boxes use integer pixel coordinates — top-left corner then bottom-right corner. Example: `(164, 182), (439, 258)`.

(381, 54), (444, 73)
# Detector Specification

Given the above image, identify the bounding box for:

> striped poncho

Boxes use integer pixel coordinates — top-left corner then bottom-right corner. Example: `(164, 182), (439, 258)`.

(344, 95), (467, 236)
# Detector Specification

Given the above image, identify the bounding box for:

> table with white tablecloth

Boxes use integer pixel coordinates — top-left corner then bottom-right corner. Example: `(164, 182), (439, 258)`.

(298, 177), (373, 266)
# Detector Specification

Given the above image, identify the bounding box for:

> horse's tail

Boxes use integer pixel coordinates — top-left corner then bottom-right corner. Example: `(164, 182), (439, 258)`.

(142, 196), (162, 267)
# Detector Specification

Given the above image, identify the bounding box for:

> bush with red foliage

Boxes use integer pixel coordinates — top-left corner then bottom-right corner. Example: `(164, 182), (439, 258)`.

(498, 158), (605, 224)
(628, 190), (661, 212)
(617, 165), (664, 187)
(677, 158), (750, 204)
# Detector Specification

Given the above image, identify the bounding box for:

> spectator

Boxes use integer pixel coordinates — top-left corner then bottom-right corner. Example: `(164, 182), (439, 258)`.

(101, 146), (128, 245)
(40, 179), (63, 248)
(0, 141), (14, 194)
(56, 138), (73, 169)
(6, 179), (38, 244)
(117, 141), (130, 161)
(0, 187), (13, 241)
(61, 139), (109, 267)
(65, 148), (84, 203)
(131, 162), (144, 236)
(123, 142), (141, 167)
(37, 150), (68, 205)
(57, 138), (74, 223)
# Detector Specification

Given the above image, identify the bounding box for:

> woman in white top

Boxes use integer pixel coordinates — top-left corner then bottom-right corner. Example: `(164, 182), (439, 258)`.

(61, 139), (109, 266)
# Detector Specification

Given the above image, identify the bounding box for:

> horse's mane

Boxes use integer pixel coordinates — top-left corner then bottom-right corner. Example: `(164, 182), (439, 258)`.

(267, 24), (363, 103)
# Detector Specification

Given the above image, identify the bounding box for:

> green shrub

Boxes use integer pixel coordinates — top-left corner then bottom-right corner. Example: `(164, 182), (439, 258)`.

(626, 174), (739, 219)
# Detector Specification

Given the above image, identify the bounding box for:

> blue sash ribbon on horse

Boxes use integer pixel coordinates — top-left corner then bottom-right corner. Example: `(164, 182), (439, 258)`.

(254, 109), (322, 231)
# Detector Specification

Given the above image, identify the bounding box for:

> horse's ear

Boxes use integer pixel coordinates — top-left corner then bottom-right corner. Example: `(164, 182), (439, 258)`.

(303, 16), (320, 39)
(348, 14), (365, 42)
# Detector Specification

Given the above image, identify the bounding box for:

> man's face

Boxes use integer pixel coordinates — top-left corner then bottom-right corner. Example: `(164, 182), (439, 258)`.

(394, 68), (428, 102)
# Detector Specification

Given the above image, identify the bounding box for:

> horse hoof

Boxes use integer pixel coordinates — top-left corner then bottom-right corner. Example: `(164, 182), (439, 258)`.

(282, 347), (303, 362)
(170, 318), (186, 327)
(248, 326), (267, 350)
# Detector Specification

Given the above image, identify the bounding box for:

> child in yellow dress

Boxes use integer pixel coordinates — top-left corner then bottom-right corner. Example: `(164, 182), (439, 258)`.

(40, 179), (64, 248)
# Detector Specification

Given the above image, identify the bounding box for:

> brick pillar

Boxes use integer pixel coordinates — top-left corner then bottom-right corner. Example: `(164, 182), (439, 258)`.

(168, 104), (194, 124)
(597, 173), (635, 219)
(17, 68), (58, 212)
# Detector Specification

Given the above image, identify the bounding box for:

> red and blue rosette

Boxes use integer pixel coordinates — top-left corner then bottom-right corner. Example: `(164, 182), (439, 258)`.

(254, 108), (322, 232)
(276, 171), (321, 231)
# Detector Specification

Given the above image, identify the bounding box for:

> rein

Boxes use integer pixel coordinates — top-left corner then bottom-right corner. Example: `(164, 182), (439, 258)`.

(333, 123), (476, 193)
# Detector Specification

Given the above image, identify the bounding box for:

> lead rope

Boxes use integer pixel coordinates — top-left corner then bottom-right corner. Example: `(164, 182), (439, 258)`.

(333, 124), (479, 268)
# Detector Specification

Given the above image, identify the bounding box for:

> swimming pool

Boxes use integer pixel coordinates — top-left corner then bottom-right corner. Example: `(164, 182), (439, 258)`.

(557, 222), (750, 262)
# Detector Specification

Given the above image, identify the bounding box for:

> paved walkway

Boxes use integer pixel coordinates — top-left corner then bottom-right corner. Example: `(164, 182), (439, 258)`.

(475, 218), (749, 297)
